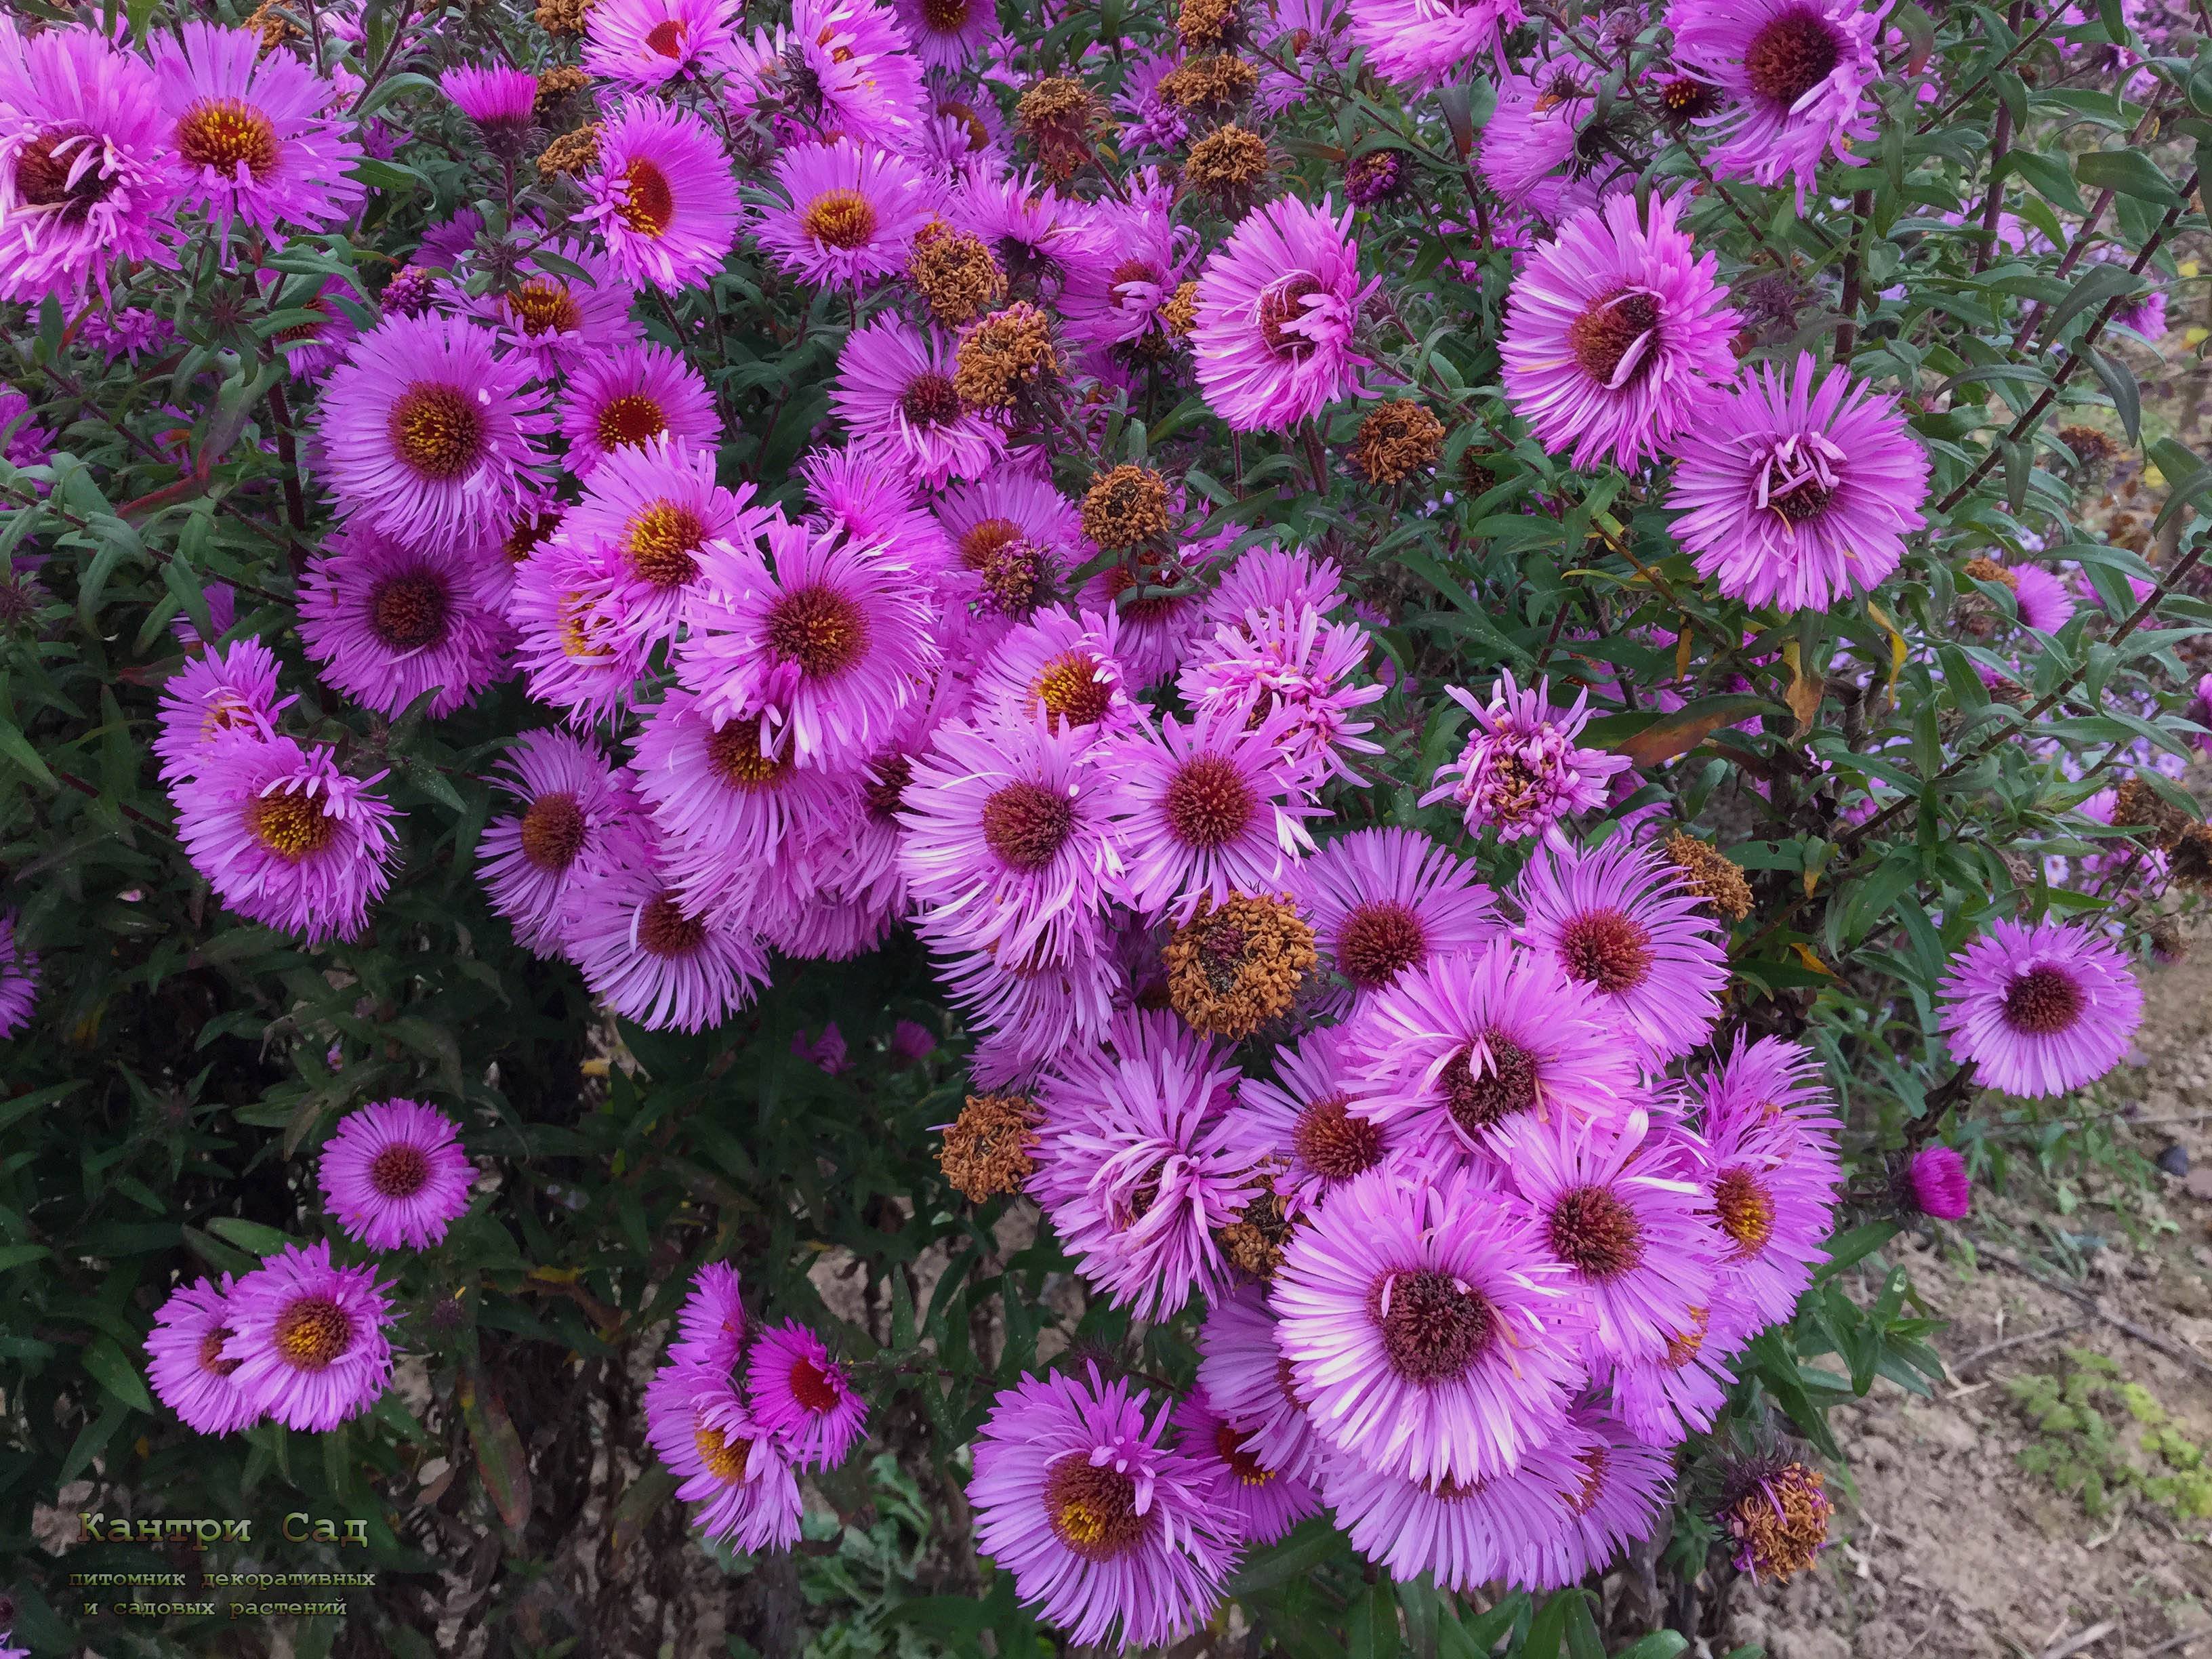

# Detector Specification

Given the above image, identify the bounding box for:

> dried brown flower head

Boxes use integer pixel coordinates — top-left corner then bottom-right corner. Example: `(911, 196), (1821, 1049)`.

(535, 66), (592, 121)
(938, 1093), (1039, 1202)
(1162, 279), (1200, 339)
(1164, 893), (1317, 1039)
(1660, 832), (1753, 922)
(954, 302), (1059, 409)
(1160, 52), (1259, 116)
(1961, 556), (2018, 590)
(537, 123), (602, 179)
(1082, 464), (1174, 548)
(1458, 447), (1498, 498)
(1723, 1462), (1832, 1583)
(1217, 1183), (1294, 1279)
(907, 222), (1008, 328)
(2059, 424), (2119, 466)
(1178, 0), (1244, 51)
(535, 0), (598, 34)
(1185, 123), (1271, 209)
(1351, 400), (1446, 485)
(1018, 77), (1105, 182)
(2112, 775), (2196, 841)
(245, 0), (302, 52)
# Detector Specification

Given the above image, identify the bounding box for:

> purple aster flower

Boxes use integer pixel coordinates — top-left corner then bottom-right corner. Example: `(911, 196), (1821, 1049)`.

(1290, 827), (1499, 1011)
(1111, 51), (1191, 155)
(1515, 1406), (1676, 1589)
(1272, 1162), (1580, 1486)
(934, 474), (1086, 624)
(315, 313), (552, 554)
(801, 444), (952, 565)
(1906, 1145), (1971, 1220)
(769, 890), (901, 959)
(1323, 1443), (1582, 1593)
(154, 637), (287, 784)
(560, 340), (718, 476)
(737, 0), (926, 150)
(745, 1319), (869, 1469)
(1059, 198), (1195, 358)
(890, 1018), (937, 1064)
(506, 562), (640, 726)
(478, 728), (642, 958)
(755, 138), (931, 290)
(1218, 1025), (1419, 1214)
(1421, 671), (1631, 844)
(890, 0), (1000, 70)
(1256, 0), (1352, 113)
(1609, 1303), (1751, 1448)
(584, 0), (744, 89)
(1515, 837), (1728, 1062)
(644, 1359), (804, 1551)
(1029, 1010), (1252, 1321)
(1196, 1285), (1330, 1483)
(946, 166), (1094, 297)
(935, 938), (1124, 1088)
(680, 516), (941, 769)
(968, 1364), (1240, 1650)
(1937, 918), (2144, 1097)
(899, 714), (1120, 965)
(298, 525), (510, 720)
(155, 22), (363, 239)
(1697, 1106), (1839, 1328)
(1340, 939), (1638, 1162)
(1480, 64), (1597, 210)
(968, 607), (1144, 745)
(443, 64), (537, 144)
(1499, 1105), (1716, 1364)
(580, 100), (741, 291)
(564, 849), (772, 1031)
(77, 302), (178, 363)
(830, 315), (1007, 489)
(0, 26), (179, 306)
(173, 733), (398, 946)
(1668, 352), (1928, 613)
(146, 1274), (263, 1435)
(1181, 602), (1386, 787)
(1500, 190), (1739, 472)
(1696, 1033), (1841, 1153)
(1191, 195), (1378, 432)
(1101, 707), (1322, 922)
(471, 238), (640, 374)
(1348, 0), (1524, 91)
(628, 695), (864, 926)
(0, 911), (35, 1038)
(668, 1261), (748, 1372)
(221, 1241), (395, 1432)
(1200, 544), (1347, 632)
(2011, 563), (2076, 633)
(1170, 1387), (1324, 1545)
(317, 1098), (474, 1251)
(1671, 0), (1882, 205)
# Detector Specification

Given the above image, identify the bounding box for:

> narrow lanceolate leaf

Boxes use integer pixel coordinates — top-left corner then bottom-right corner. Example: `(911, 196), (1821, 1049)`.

(459, 1365), (533, 1536)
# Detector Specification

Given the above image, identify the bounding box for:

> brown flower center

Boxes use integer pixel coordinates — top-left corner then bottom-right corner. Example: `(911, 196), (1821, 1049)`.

(1440, 1034), (1538, 1135)
(199, 1327), (242, 1378)
(625, 501), (705, 587)
(1372, 1267), (1493, 1382)
(368, 1141), (432, 1199)
(367, 571), (450, 651)
(594, 392), (667, 451)
(1742, 10), (1842, 108)
(1336, 899), (1427, 990)
(2003, 964), (2083, 1035)
(15, 126), (115, 221)
(274, 1295), (354, 1372)
(505, 278), (583, 337)
(789, 1355), (841, 1413)
(247, 787), (340, 862)
(1565, 289), (1662, 388)
(1291, 1094), (1383, 1181)
(1547, 1184), (1645, 1279)
(520, 792), (588, 871)
(767, 583), (869, 678)
(865, 753), (911, 821)
(981, 780), (1075, 870)
(921, 0), (973, 32)
(1711, 1166), (1775, 1256)
(708, 718), (789, 791)
(1556, 907), (1654, 995)
(1767, 476), (1833, 523)
(900, 371), (963, 428)
(1043, 1458), (1150, 1561)
(637, 893), (706, 958)
(388, 384), (486, 480)
(1164, 754), (1256, 848)
(617, 159), (675, 236)
(802, 187), (878, 249)
(176, 98), (281, 181)
(506, 507), (562, 563)
(1214, 1420), (1274, 1485)
(1257, 276), (1328, 356)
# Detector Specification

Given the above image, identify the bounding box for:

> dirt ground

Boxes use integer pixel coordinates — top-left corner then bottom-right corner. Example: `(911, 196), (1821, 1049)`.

(1732, 941), (2212, 1659)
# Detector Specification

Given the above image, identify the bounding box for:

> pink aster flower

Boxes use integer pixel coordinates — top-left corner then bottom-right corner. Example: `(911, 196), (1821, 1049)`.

(1515, 837), (1729, 1061)
(890, 0), (1000, 70)
(679, 516), (941, 769)
(1516, 1406), (1677, 1589)
(506, 563), (640, 726)
(472, 238), (641, 374)
(1029, 1010), (1253, 1320)
(1191, 195), (1378, 432)
(668, 1261), (748, 1372)
(1196, 1285), (1330, 1483)
(1906, 1145), (1972, 1220)
(1200, 544), (1347, 632)
(1101, 707), (1322, 921)
(1500, 190), (1739, 472)
(1696, 1032), (1841, 1154)
(934, 475), (1086, 625)
(221, 1241), (395, 1432)
(1671, 0), (1883, 205)
(316, 313), (552, 553)
(1059, 199), (1196, 358)
(1256, 0), (1352, 112)
(1340, 939), (1639, 1162)
(1609, 1304), (1751, 1448)
(443, 64), (537, 143)
(1170, 1387), (1324, 1545)
(1348, 0), (1523, 91)
(1480, 64), (1599, 211)
(967, 607), (1143, 745)
(266, 270), (367, 377)
(1422, 671), (1631, 844)
(1179, 603), (1387, 787)
(146, 1275), (262, 1435)
(0, 911), (35, 1038)
(298, 526), (509, 720)
(173, 733), (398, 946)
(154, 637), (287, 783)
(830, 315), (1007, 489)
(1218, 1025), (1420, 1214)
(899, 715), (1121, 964)
(584, 0), (743, 88)
(644, 1360), (804, 1551)
(755, 138), (931, 290)
(936, 938), (1124, 1088)
(800, 444), (951, 567)
(1273, 1162), (1580, 1487)
(968, 1364), (1240, 1650)
(580, 100), (741, 291)
(1291, 827), (1499, 1010)
(1498, 1105), (1716, 1364)
(155, 22), (363, 239)
(564, 849), (772, 1031)
(1697, 1105), (1840, 1329)
(2011, 563), (2076, 633)
(737, 0), (927, 150)
(478, 728), (643, 958)
(560, 341), (716, 476)
(317, 1098), (474, 1251)
(1937, 918), (2144, 1097)
(1668, 353), (1928, 613)
(745, 1319), (869, 1469)
(945, 166), (1094, 296)
(0, 26), (179, 306)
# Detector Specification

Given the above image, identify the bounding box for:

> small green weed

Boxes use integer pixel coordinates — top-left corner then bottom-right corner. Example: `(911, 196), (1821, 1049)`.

(2007, 1349), (2212, 1523)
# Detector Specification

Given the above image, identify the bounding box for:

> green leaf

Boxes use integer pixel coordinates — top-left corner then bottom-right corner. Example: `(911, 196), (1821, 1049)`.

(2083, 346), (2141, 445)
(1522, 1590), (1574, 1659)
(1614, 1637), (1691, 1659)
(2048, 262), (2144, 340)
(1818, 1221), (1901, 1281)
(1599, 695), (1776, 768)
(1563, 1593), (1604, 1659)
(0, 1243), (52, 1271)
(459, 1364), (533, 1536)
(0, 713), (55, 788)
(1227, 1516), (1343, 1596)
(208, 1216), (295, 1256)
(2075, 149), (2183, 207)
(1350, 1580), (1402, 1659)
(81, 1334), (155, 1414)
